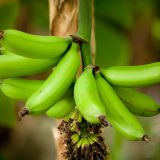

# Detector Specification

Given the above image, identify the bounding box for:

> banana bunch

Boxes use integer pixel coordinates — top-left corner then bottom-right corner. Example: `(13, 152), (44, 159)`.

(59, 109), (108, 160)
(0, 29), (160, 143)
(0, 29), (80, 119)
(94, 64), (160, 141)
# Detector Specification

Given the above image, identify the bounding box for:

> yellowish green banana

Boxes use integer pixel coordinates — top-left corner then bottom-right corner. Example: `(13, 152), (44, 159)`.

(0, 78), (43, 100)
(46, 96), (75, 119)
(0, 29), (72, 59)
(95, 73), (147, 141)
(101, 62), (160, 87)
(74, 68), (106, 124)
(0, 54), (61, 78)
(23, 43), (80, 115)
(114, 87), (160, 117)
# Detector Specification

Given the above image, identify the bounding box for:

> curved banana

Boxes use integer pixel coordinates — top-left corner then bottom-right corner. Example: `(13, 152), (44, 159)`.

(0, 78), (43, 100)
(74, 68), (106, 124)
(46, 96), (75, 119)
(23, 43), (80, 115)
(0, 29), (72, 59)
(0, 54), (61, 78)
(114, 87), (160, 117)
(101, 62), (160, 87)
(95, 73), (147, 141)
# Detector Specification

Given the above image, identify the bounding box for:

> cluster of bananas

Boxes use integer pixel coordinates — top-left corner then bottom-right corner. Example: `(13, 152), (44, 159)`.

(0, 29), (80, 120)
(0, 29), (160, 144)
(58, 109), (108, 160)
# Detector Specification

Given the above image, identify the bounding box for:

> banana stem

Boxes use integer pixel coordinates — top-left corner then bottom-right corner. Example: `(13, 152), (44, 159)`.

(74, 0), (93, 68)
(80, 43), (93, 68)
(75, 0), (92, 42)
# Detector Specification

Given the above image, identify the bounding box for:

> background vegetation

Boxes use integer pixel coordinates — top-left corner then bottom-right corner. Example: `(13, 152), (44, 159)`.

(0, 0), (160, 159)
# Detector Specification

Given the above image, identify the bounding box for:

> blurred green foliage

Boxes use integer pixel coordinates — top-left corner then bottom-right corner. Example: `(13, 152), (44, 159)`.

(95, 0), (133, 68)
(0, 90), (15, 128)
(95, 0), (133, 29)
(0, 0), (19, 29)
(95, 20), (131, 67)
(19, 0), (49, 30)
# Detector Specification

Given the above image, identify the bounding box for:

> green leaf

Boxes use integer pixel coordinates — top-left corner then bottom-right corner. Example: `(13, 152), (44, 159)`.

(95, 20), (131, 68)
(95, 0), (133, 29)
(0, 90), (16, 128)
(152, 19), (160, 41)
(0, 0), (19, 29)
(19, 0), (49, 30)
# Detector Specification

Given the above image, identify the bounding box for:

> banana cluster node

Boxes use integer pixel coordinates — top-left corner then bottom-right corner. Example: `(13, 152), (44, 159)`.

(70, 34), (87, 44)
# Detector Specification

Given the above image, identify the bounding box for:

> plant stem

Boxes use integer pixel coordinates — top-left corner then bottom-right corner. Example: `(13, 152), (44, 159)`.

(80, 43), (92, 68)
(76, 0), (93, 68)
(76, 0), (92, 42)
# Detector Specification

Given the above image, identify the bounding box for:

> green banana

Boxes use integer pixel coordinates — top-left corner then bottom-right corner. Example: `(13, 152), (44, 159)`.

(0, 78), (43, 100)
(101, 62), (160, 87)
(74, 68), (106, 124)
(23, 43), (80, 115)
(46, 96), (75, 119)
(95, 74), (147, 141)
(0, 54), (61, 78)
(0, 48), (12, 55)
(114, 87), (160, 117)
(0, 29), (72, 59)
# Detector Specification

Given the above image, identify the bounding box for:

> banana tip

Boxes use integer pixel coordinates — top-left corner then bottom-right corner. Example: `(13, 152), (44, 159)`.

(142, 135), (150, 143)
(0, 31), (4, 39)
(18, 107), (29, 121)
(98, 115), (108, 127)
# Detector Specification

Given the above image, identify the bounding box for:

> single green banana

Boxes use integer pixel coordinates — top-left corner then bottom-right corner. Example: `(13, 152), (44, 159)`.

(0, 78), (43, 100)
(114, 87), (160, 117)
(74, 68), (106, 124)
(0, 54), (61, 78)
(101, 62), (160, 87)
(23, 43), (80, 115)
(0, 29), (72, 59)
(95, 74), (147, 141)
(46, 96), (75, 119)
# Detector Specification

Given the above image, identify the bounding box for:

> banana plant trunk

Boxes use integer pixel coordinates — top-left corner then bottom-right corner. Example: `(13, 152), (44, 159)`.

(48, 0), (95, 159)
